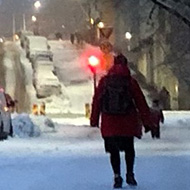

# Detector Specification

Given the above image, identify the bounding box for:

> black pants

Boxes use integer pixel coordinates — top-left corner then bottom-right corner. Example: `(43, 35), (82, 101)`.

(151, 127), (160, 139)
(104, 137), (135, 175)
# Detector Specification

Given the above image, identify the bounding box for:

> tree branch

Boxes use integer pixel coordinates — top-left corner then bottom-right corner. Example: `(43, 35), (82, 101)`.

(150, 0), (190, 27)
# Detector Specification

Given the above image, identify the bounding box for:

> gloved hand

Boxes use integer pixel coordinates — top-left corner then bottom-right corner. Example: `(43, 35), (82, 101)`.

(90, 121), (99, 128)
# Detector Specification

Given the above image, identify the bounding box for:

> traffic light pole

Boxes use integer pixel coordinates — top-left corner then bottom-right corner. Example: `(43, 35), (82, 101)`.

(88, 55), (99, 93)
(93, 71), (97, 93)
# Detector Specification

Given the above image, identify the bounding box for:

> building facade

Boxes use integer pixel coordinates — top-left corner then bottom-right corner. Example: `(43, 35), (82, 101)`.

(94, 0), (190, 110)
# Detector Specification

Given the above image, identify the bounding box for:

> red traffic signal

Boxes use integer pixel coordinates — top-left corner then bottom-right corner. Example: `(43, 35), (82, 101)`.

(88, 56), (100, 67)
(88, 56), (100, 73)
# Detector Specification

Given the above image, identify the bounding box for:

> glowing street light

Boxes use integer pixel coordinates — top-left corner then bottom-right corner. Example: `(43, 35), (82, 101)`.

(90, 18), (94, 25)
(88, 56), (100, 68)
(88, 55), (100, 92)
(34, 1), (41, 10)
(32, 15), (37, 22)
(97, 22), (104, 28)
(125, 32), (132, 51)
(125, 32), (132, 40)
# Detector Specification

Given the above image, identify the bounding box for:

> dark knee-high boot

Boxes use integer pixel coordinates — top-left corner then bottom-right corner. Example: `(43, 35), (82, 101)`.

(110, 151), (123, 188)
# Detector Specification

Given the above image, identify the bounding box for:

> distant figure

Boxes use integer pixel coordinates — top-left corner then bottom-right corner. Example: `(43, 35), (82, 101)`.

(150, 99), (164, 139)
(75, 32), (82, 45)
(159, 87), (170, 110)
(4, 93), (17, 113)
(70, 33), (75, 44)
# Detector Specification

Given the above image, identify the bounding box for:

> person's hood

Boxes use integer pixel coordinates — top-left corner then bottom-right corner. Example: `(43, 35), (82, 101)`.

(108, 64), (131, 77)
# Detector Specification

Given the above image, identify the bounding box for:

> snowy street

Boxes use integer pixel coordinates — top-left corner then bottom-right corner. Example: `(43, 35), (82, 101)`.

(1, 112), (190, 190)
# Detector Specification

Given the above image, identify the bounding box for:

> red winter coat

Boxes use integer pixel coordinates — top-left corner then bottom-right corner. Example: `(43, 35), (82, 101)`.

(90, 64), (151, 138)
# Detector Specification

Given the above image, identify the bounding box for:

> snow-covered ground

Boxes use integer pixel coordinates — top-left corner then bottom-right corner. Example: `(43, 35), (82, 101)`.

(1, 111), (190, 190)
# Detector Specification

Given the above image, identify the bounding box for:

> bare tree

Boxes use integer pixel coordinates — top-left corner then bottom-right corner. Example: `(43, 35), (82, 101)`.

(150, 0), (190, 27)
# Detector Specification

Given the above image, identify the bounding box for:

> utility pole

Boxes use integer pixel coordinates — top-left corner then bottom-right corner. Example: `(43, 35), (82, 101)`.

(12, 14), (16, 41)
(23, 13), (26, 31)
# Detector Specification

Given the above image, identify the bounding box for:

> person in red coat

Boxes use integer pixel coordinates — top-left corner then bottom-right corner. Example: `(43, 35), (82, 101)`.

(150, 99), (164, 139)
(90, 54), (153, 188)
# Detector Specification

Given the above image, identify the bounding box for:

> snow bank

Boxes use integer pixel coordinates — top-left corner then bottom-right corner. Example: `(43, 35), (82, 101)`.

(30, 114), (55, 133)
(12, 113), (41, 138)
(11, 113), (55, 138)
(163, 111), (190, 128)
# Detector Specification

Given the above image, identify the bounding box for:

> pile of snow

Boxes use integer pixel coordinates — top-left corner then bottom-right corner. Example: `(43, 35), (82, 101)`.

(163, 111), (190, 128)
(12, 113), (41, 138)
(11, 113), (55, 138)
(30, 114), (55, 133)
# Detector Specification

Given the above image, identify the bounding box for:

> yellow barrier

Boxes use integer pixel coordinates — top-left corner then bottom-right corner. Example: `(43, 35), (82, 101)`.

(32, 104), (39, 115)
(32, 102), (46, 115)
(39, 102), (46, 115)
(85, 103), (91, 119)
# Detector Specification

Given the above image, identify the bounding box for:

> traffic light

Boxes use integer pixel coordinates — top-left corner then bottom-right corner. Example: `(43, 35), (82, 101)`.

(88, 55), (100, 74)
(87, 55), (100, 91)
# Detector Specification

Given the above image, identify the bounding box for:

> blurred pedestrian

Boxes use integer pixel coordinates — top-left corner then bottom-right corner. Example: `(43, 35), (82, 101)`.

(159, 87), (170, 110)
(150, 99), (164, 139)
(70, 33), (75, 44)
(90, 54), (153, 188)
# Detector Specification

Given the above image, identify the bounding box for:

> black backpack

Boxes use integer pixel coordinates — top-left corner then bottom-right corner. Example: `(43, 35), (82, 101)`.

(100, 75), (134, 115)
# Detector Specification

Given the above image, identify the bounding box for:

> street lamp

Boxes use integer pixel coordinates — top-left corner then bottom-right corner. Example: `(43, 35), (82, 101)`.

(32, 15), (39, 35)
(125, 32), (132, 51)
(90, 18), (94, 25)
(34, 1), (41, 10)
(96, 21), (105, 40)
(97, 22), (104, 29)
(125, 32), (132, 40)
(32, 16), (37, 22)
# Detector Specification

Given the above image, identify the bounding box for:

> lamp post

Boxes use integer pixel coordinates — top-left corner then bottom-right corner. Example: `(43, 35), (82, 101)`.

(12, 14), (16, 41)
(125, 32), (132, 51)
(97, 21), (104, 40)
(22, 13), (26, 31)
(33, 1), (41, 35)
(32, 15), (39, 35)
(34, 1), (41, 10)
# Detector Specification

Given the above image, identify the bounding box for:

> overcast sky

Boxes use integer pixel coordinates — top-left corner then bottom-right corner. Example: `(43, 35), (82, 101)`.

(0, 0), (87, 37)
